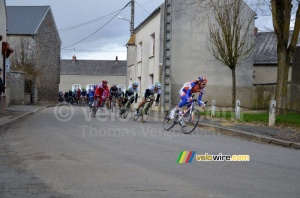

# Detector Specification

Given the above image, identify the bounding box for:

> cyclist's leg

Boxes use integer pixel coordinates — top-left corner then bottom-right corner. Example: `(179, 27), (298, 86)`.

(170, 95), (187, 119)
(136, 96), (146, 114)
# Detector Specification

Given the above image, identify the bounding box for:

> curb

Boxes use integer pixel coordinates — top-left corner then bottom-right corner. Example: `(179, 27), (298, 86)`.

(0, 106), (48, 130)
(198, 122), (300, 149)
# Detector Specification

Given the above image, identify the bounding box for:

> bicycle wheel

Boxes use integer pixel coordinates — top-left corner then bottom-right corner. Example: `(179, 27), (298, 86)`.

(134, 109), (140, 121)
(118, 108), (124, 118)
(91, 106), (97, 117)
(141, 103), (152, 123)
(163, 109), (176, 131)
(123, 104), (130, 118)
(111, 96), (116, 112)
(181, 109), (200, 134)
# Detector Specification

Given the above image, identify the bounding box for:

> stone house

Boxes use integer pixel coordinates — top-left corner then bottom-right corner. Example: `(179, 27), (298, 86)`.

(6, 6), (61, 104)
(253, 31), (300, 110)
(127, 0), (256, 112)
(60, 56), (127, 93)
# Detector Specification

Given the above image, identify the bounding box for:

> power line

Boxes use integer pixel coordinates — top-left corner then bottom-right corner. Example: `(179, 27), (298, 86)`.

(58, 9), (123, 33)
(135, 1), (151, 14)
(61, 1), (131, 49)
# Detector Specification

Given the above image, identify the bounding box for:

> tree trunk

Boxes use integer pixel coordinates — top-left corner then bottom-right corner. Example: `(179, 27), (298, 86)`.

(275, 45), (290, 115)
(231, 67), (236, 107)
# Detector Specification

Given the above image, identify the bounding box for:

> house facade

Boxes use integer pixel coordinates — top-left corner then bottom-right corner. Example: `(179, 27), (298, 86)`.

(127, 0), (255, 111)
(6, 6), (61, 104)
(60, 56), (127, 93)
(0, 0), (14, 111)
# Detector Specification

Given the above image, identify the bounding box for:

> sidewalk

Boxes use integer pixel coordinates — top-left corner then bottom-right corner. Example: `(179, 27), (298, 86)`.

(0, 105), (299, 149)
(0, 105), (47, 130)
(199, 117), (300, 149)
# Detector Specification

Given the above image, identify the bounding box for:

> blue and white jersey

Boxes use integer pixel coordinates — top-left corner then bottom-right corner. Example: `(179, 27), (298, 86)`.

(125, 86), (138, 96)
(145, 85), (162, 95)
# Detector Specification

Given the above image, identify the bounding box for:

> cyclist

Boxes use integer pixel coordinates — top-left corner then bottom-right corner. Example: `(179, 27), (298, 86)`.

(76, 88), (81, 105)
(117, 87), (125, 109)
(119, 82), (139, 114)
(135, 82), (161, 115)
(88, 87), (95, 108)
(109, 83), (119, 108)
(169, 76), (207, 119)
(81, 88), (87, 105)
(93, 80), (110, 108)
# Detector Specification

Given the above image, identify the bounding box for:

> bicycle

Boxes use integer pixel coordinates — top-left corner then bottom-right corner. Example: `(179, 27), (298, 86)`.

(80, 96), (86, 107)
(119, 96), (134, 118)
(163, 95), (207, 134)
(109, 94), (117, 112)
(134, 95), (154, 123)
(91, 97), (106, 117)
(88, 96), (94, 111)
(91, 98), (100, 117)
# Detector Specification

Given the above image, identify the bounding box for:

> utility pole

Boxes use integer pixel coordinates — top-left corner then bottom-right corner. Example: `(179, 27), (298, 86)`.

(130, 0), (134, 36)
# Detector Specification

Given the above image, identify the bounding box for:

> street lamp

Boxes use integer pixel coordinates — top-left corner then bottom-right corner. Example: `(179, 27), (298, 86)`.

(117, 15), (130, 22)
(117, 16), (132, 37)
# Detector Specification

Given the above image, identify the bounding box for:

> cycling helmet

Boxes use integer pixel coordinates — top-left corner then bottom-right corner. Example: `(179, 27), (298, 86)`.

(197, 76), (208, 84)
(132, 82), (138, 87)
(113, 83), (117, 87)
(154, 82), (161, 89)
(102, 80), (108, 84)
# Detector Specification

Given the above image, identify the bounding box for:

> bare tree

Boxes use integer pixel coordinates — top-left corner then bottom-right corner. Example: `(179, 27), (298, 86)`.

(182, 0), (255, 107)
(207, 0), (255, 107)
(271, 0), (300, 115)
(245, 0), (300, 115)
(11, 38), (40, 93)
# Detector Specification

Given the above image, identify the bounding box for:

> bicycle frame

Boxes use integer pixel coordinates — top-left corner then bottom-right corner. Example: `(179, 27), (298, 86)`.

(175, 99), (197, 123)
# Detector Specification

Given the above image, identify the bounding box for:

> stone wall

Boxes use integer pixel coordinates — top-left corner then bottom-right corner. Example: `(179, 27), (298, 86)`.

(33, 9), (61, 104)
(9, 71), (25, 105)
(291, 46), (300, 111)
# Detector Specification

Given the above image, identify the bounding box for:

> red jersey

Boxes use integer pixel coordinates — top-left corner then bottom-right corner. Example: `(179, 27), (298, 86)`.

(95, 83), (110, 98)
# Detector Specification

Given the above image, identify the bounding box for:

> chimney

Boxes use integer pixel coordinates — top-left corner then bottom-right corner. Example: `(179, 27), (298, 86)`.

(254, 27), (258, 36)
(72, 55), (77, 63)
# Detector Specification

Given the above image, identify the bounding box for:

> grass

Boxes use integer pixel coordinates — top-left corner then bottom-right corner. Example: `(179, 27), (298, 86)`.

(201, 110), (300, 127)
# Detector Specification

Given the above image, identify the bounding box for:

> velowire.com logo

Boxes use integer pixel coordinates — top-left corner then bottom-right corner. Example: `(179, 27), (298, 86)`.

(177, 151), (250, 163)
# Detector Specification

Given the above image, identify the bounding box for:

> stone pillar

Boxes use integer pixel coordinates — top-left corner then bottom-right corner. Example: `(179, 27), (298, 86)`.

(269, 100), (276, 126)
(235, 100), (240, 120)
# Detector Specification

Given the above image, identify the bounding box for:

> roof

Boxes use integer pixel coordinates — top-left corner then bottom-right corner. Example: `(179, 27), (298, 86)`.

(134, 5), (162, 33)
(253, 32), (278, 65)
(60, 59), (127, 76)
(6, 6), (50, 35)
(254, 31), (300, 65)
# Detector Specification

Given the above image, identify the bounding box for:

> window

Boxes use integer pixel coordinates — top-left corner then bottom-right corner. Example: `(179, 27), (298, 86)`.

(149, 74), (153, 86)
(72, 84), (81, 91)
(150, 33), (155, 56)
(137, 41), (142, 61)
(86, 84), (94, 91)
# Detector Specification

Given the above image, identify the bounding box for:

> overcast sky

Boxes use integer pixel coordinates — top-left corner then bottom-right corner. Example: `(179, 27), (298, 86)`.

(6, 0), (273, 61)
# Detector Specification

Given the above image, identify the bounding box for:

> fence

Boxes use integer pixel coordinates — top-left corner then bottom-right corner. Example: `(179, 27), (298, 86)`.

(209, 99), (300, 126)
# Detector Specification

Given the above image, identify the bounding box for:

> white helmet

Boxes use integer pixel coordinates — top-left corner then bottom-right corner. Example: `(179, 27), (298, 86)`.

(154, 82), (161, 89)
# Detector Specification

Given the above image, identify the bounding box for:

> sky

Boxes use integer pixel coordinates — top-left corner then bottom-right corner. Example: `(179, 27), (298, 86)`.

(6, 0), (273, 61)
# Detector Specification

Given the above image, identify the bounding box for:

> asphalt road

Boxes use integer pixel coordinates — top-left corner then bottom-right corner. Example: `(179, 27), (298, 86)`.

(0, 106), (299, 198)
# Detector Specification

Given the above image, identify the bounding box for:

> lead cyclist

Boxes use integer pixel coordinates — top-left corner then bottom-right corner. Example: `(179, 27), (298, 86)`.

(169, 76), (207, 120)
